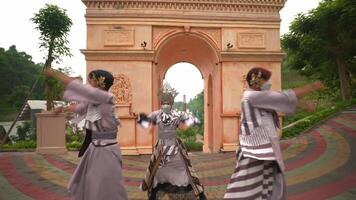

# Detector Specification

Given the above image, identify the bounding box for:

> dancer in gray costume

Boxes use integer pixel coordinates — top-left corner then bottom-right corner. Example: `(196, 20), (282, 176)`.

(45, 68), (128, 200)
(138, 85), (207, 200)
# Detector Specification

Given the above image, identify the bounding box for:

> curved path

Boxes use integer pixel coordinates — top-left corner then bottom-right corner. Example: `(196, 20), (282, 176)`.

(0, 107), (355, 200)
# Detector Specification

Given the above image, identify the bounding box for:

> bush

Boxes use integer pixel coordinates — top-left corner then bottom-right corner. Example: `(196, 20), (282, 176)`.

(0, 140), (36, 151)
(66, 140), (82, 150)
(8, 121), (36, 143)
(178, 126), (203, 151)
(182, 138), (203, 151)
(177, 127), (196, 139)
(283, 99), (356, 138)
(65, 122), (84, 150)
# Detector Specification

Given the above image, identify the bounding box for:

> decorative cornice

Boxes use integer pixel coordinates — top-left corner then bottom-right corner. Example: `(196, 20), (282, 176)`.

(81, 49), (155, 61)
(81, 49), (285, 62)
(82, 0), (287, 20)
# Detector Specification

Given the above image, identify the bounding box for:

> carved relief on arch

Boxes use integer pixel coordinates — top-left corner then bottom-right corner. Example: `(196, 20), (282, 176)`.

(110, 74), (133, 104)
(153, 27), (184, 49)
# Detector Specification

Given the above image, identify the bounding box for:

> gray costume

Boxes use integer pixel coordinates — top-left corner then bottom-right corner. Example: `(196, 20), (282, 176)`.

(63, 80), (128, 200)
(224, 89), (298, 200)
(141, 110), (204, 199)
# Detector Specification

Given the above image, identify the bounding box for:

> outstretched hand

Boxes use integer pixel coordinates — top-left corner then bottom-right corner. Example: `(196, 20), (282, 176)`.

(293, 80), (325, 98)
(137, 113), (148, 123)
(137, 113), (152, 129)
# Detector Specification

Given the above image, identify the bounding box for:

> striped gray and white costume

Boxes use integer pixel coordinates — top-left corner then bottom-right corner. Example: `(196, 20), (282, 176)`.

(140, 110), (204, 198)
(224, 89), (298, 200)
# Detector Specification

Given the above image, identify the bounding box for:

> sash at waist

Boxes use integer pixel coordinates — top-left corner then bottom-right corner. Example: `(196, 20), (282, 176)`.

(92, 130), (117, 140)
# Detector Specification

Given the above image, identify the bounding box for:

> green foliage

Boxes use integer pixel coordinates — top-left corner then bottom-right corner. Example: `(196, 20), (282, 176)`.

(178, 127), (203, 151)
(281, 0), (356, 100)
(31, 4), (72, 63)
(283, 109), (311, 127)
(65, 123), (84, 150)
(281, 67), (312, 90)
(181, 139), (203, 152)
(173, 101), (184, 111)
(188, 91), (204, 123)
(66, 140), (82, 150)
(31, 4), (73, 110)
(174, 91), (204, 137)
(0, 46), (45, 119)
(178, 127), (196, 139)
(283, 99), (356, 138)
(8, 121), (36, 143)
(0, 140), (36, 151)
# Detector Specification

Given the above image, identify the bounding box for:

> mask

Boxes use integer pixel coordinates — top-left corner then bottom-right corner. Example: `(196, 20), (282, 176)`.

(161, 105), (172, 113)
(261, 82), (272, 91)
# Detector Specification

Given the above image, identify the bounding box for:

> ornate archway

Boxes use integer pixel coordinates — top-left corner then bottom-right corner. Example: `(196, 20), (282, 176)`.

(153, 32), (220, 152)
(81, 0), (287, 154)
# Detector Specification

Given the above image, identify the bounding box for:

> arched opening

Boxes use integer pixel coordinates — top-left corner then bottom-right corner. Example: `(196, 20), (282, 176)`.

(153, 33), (221, 153)
(164, 62), (204, 150)
(164, 62), (203, 104)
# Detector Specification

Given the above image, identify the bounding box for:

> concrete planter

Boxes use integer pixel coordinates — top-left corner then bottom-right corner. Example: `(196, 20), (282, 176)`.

(36, 111), (67, 154)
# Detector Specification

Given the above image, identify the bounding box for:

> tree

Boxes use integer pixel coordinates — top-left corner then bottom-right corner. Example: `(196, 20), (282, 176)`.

(31, 4), (72, 110)
(0, 46), (45, 111)
(282, 0), (356, 100)
(188, 91), (204, 123)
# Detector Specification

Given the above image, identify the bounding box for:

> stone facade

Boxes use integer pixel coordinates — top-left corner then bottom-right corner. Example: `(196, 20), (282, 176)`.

(81, 0), (287, 154)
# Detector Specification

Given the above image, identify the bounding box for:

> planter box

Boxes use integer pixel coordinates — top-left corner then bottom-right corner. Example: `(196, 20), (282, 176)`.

(36, 111), (67, 154)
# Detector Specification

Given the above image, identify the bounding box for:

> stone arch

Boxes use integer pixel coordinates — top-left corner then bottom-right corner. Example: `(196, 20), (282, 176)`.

(153, 32), (222, 152)
(81, 0), (287, 154)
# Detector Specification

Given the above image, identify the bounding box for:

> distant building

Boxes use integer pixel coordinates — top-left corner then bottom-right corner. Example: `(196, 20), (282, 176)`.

(19, 100), (65, 123)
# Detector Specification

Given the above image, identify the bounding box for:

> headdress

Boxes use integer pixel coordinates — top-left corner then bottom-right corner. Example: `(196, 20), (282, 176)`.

(158, 82), (178, 105)
(88, 70), (114, 91)
(246, 67), (272, 87)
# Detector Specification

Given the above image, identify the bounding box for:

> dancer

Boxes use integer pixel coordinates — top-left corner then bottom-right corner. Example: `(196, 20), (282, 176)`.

(44, 68), (128, 200)
(137, 85), (207, 200)
(224, 67), (323, 200)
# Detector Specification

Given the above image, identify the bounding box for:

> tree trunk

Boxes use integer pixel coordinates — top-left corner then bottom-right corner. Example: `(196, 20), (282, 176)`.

(336, 59), (351, 100)
(45, 42), (54, 111)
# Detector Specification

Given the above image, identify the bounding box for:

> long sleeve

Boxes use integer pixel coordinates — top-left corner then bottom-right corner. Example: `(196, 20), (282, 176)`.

(179, 111), (200, 127)
(74, 103), (88, 115)
(63, 79), (113, 104)
(148, 111), (160, 125)
(246, 89), (298, 115)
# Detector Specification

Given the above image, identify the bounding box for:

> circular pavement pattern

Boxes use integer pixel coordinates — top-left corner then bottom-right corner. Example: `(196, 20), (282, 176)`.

(0, 107), (355, 200)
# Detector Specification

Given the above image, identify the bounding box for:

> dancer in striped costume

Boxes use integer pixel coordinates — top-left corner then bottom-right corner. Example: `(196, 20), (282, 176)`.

(224, 67), (324, 200)
(137, 84), (206, 200)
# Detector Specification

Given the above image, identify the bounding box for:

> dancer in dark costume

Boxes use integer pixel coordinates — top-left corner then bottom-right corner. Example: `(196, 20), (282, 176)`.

(137, 85), (207, 200)
(224, 67), (324, 200)
(45, 68), (128, 200)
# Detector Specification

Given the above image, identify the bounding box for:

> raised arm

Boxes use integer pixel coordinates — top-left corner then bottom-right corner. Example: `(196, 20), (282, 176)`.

(292, 81), (323, 98)
(248, 81), (324, 114)
(52, 103), (88, 115)
(178, 112), (200, 131)
(44, 67), (76, 86)
(45, 68), (113, 104)
(137, 111), (159, 129)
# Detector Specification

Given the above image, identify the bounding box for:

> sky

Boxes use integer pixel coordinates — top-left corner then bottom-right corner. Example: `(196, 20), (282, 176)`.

(0, 0), (322, 101)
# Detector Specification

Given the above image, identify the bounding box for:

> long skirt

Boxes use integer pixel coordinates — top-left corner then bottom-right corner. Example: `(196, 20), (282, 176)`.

(141, 138), (204, 198)
(224, 156), (286, 200)
(68, 143), (128, 200)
